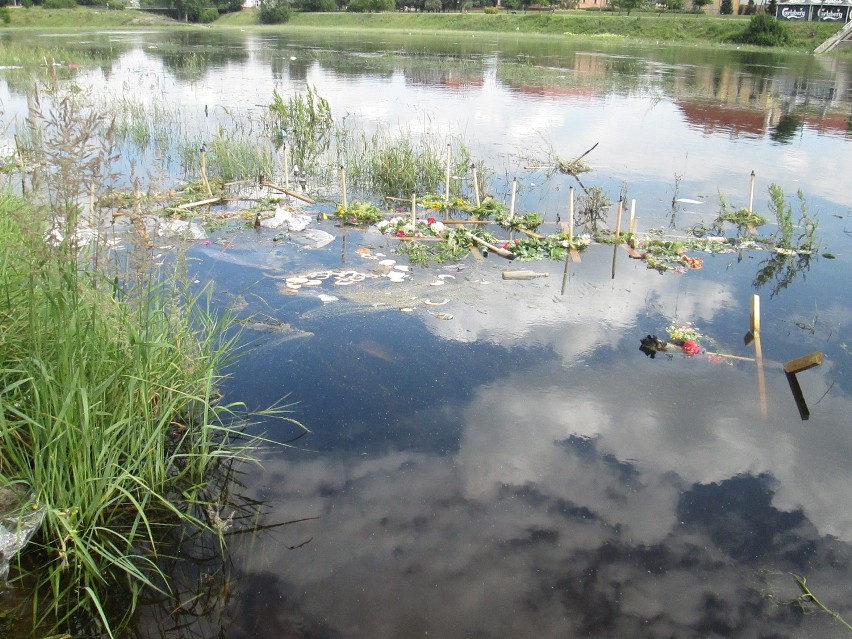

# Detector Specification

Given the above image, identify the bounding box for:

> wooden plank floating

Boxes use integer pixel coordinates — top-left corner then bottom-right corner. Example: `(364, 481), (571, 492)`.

(783, 352), (823, 375)
(177, 197), (221, 210)
(502, 270), (549, 280)
(262, 181), (317, 205)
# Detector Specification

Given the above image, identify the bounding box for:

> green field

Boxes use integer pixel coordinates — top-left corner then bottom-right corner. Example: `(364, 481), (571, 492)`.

(1, 5), (843, 51)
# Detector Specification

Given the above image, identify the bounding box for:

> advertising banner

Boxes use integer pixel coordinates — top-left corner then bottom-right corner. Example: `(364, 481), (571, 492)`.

(812, 4), (849, 19)
(776, 4), (810, 19)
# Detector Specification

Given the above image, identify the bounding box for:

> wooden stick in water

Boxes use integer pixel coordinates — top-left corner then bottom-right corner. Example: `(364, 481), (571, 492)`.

(262, 182), (316, 204)
(200, 147), (213, 197)
(568, 186), (574, 241)
(444, 144), (451, 203)
(472, 164), (481, 208)
(748, 170), (756, 213)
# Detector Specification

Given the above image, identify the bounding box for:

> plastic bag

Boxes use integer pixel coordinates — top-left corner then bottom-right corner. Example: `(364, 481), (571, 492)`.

(0, 486), (46, 584)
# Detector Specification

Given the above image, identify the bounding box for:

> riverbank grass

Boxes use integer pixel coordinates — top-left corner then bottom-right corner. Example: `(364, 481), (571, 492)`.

(0, 192), (259, 635)
(1, 7), (841, 51)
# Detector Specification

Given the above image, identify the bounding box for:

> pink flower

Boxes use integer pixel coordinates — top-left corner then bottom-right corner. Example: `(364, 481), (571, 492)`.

(427, 217), (437, 225)
(396, 230), (406, 237)
(502, 243), (510, 250)
(682, 340), (701, 356)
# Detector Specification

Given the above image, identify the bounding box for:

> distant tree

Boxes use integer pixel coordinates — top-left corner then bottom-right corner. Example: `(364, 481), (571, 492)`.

(664, 0), (685, 9)
(258, 0), (292, 21)
(745, 0), (754, 13)
(0, 6), (9, 21)
(347, 0), (392, 9)
(298, 0), (336, 10)
(767, 0), (776, 13)
(212, 0), (243, 13)
(424, 0), (439, 9)
(612, 0), (647, 14)
(734, 12), (789, 45)
(691, 0), (711, 11)
(720, 0), (732, 13)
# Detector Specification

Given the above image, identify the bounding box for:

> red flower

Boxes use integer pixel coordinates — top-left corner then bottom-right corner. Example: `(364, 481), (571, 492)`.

(502, 243), (510, 250)
(427, 217), (437, 225)
(682, 340), (701, 356)
(396, 230), (406, 237)
(514, 239), (520, 243)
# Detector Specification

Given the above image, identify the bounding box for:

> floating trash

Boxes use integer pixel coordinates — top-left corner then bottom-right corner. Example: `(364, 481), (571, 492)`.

(318, 294), (338, 303)
(431, 312), (454, 320)
(429, 280), (445, 286)
(379, 259), (396, 266)
(393, 265), (409, 272)
(260, 206), (312, 231)
(304, 280), (322, 287)
(424, 299), (449, 306)
(438, 274), (456, 280)
(1, 485), (45, 584)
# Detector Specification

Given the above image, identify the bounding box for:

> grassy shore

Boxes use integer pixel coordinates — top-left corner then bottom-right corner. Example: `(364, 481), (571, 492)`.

(1, 6), (842, 51)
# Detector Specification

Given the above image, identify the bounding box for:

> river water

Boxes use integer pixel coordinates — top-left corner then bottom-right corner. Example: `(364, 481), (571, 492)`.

(2, 27), (852, 638)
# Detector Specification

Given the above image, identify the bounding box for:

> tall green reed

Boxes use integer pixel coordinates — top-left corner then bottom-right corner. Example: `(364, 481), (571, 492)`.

(1, 80), (301, 637)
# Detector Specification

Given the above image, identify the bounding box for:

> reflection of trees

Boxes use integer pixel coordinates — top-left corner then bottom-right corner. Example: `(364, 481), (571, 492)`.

(753, 251), (814, 299)
(770, 112), (802, 143)
(144, 32), (249, 83)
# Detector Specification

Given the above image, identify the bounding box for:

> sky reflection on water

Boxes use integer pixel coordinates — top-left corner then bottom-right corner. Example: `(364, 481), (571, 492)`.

(3, 28), (852, 637)
(161, 219), (852, 638)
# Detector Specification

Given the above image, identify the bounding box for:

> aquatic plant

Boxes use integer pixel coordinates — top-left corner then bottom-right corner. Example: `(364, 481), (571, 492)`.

(790, 574), (852, 633)
(751, 184), (819, 298)
(496, 211), (544, 232)
(268, 86), (333, 175)
(335, 201), (384, 225)
(0, 192), (296, 636)
(575, 186), (611, 232)
(0, 82), (299, 637)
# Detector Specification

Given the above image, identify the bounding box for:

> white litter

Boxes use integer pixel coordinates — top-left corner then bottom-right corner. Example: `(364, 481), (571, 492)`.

(159, 219), (207, 240)
(260, 206), (312, 231)
(297, 228), (335, 248)
(318, 294), (338, 303)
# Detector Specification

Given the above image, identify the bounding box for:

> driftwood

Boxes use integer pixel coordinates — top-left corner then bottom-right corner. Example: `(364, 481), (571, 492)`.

(463, 231), (516, 260)
(177, 197), (221, 210)
(261, 181), (317, 205)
